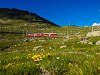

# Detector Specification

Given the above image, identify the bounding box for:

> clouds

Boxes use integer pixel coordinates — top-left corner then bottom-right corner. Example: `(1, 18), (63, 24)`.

(92, 23), (100, 26)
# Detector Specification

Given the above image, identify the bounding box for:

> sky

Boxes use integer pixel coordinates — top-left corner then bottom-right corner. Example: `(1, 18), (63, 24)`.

(0, 0), (100, 26)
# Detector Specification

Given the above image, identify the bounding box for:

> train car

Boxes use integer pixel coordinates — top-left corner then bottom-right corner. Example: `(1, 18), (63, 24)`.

(26, 33), (57, 37)
(26, 33), (43, 37)
(26, 33), (58, 41)
(43, 33), (57, 37)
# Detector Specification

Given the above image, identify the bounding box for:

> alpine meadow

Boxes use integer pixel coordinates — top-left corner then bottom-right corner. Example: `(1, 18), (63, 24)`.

(0, 8), (100, 75)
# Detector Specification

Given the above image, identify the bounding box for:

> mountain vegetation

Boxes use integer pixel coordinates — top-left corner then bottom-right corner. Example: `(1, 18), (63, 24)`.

(0, 8), (59, 29)
(0, 8), (100, 75)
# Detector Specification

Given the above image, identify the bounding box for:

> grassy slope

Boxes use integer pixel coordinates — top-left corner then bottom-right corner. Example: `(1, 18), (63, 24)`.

(0, 18), (100, 75)
(0, 37), (100, 75)
(1, 8), (100, 75)
(0, 18), (58, 50)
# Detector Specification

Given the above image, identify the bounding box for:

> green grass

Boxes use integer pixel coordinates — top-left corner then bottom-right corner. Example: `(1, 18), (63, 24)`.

(88, 36), (100, 44)
(0, 18), (100, 75)
(0, 36), (100, 75)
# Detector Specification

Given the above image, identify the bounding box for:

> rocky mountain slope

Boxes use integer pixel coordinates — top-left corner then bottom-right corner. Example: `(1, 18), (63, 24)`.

(0, 8), (59, 27)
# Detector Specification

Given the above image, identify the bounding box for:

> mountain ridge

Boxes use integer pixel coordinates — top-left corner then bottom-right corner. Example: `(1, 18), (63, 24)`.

(0, 8), (59, 27)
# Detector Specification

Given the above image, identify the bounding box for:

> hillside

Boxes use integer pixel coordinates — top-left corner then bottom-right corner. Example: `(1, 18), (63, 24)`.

(0, 8), (59, 28)
(0, 8), (60, 50)
(0, 28), (100, 75)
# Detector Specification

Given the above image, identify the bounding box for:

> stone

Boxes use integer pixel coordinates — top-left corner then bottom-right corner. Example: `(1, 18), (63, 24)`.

(88, 42), (93, 45)
(86, 31), (100, 37)
(95, 40), (100, 45)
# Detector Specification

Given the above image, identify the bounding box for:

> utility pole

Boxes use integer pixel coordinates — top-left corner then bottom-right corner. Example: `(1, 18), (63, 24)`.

(0, 26), (1, 40)
(29, 12), (31, 23)
(67, 20), (70, 38)
(92, 26), (94, 32)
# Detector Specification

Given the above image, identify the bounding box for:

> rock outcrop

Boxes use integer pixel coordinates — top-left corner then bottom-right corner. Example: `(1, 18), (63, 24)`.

(86, 31), (100, 37)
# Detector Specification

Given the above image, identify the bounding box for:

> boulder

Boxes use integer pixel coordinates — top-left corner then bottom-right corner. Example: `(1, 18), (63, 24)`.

(87, 31), (100, 37)
(95, 40), (100, 45)
(88, 42), (93, 45)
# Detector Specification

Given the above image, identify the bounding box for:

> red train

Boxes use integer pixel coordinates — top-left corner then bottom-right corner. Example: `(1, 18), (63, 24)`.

(26, 33), (57, 37)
